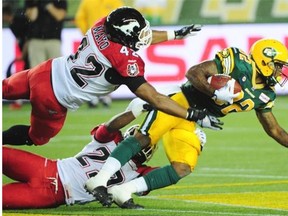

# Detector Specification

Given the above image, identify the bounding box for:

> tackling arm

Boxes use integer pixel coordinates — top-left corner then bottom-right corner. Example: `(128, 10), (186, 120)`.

(256, 111), (288, 148)
(104, 99), (152, 132)
(134, 82), (206, 121)
(104, 111), (136, 133)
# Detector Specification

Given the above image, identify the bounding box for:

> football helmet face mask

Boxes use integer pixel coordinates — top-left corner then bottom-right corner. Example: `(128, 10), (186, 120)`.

(104, 7), (152, 51)
(124, 124), (156, 164)
(250, 38), (288, 87)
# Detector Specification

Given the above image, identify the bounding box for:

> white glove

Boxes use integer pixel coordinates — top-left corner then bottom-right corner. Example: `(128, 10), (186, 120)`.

(195, 128), (207, 151)
(213, 79), (240, 104)
(197, 115), (223, 130)
(125, 98), (153, 118)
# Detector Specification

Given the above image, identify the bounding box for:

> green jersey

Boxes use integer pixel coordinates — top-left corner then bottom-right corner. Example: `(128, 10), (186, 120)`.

(181, 47), (276, 117)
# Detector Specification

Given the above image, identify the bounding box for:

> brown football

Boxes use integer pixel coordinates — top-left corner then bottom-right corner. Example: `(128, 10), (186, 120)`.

(207, 74), (242, 93)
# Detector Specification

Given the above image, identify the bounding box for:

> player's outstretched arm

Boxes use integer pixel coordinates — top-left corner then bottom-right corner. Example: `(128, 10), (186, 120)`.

(104, 100), (152, 133)
(134, 82), (206, 121)
(151, 24), (202, 44)
(256, 111), (288, 148)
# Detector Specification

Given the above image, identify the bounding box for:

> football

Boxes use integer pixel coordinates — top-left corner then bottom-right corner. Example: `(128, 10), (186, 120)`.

(207, 74), (242, 94)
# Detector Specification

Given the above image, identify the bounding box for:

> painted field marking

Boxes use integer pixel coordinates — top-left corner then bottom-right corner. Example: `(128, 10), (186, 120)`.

(154, 191), (288, 211)
(144, 208), (286, 216)
(163, 180), (288, 189)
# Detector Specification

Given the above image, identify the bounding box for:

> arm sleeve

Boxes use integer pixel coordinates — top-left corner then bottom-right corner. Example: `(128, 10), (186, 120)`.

(104, 68), (147, 92)
(92, 125), (122, 143)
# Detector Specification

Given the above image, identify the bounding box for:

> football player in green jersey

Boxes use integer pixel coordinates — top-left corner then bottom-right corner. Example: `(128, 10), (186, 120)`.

(185, 38), (288, 147)
(85, 38), (288, 208)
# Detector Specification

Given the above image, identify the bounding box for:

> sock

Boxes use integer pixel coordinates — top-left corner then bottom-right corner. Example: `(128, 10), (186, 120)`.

(110, 136), (142, 166)
(85, 136), (142, 190)
(85, 157), (121, 190)
(108, 177), (148, 205)
(143, 165), (181, 191)
(2, 125), (34, 145)
(132, 177), (148, 193)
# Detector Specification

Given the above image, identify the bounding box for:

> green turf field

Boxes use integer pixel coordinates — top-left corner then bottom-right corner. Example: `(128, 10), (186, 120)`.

(2, 97), (288, 216)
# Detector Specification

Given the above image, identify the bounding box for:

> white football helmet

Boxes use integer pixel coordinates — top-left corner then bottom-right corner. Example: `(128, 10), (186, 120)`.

(104, 7), (152, 51)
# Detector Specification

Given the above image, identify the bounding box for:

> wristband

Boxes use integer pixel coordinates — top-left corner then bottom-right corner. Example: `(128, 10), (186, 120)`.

(167, 30), (175, 40)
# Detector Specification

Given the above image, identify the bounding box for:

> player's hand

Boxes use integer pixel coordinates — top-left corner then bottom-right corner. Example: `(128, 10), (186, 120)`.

(195, 128), (207, 151)
(174, 24), (202, 39)
(213, 79), (240, 104)
(197, 115), (223, 130)
(126, 98), (153, 118)
(186, 107), (207, 121)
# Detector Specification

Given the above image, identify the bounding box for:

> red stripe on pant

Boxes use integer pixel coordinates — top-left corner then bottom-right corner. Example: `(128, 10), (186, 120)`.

(3, 147), (66, 209)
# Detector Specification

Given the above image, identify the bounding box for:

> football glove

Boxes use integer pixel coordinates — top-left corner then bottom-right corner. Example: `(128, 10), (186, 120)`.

(186, 107), (207, 121)
(213, 79), (240, 104)
(195, 128), (207, 151)
(125, 98), (153, 118)
(197, 115), (223, 130)
(174, 24), (202, 39)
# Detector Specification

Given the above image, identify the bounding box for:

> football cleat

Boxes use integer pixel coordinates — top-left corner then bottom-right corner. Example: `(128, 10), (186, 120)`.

(90, 186), (113, 207)
(118, 198), (144, 209)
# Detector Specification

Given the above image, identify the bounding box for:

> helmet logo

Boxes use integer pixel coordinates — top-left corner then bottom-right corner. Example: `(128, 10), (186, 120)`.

(113, 19), (140, 37)
(263, 47), (277, 59)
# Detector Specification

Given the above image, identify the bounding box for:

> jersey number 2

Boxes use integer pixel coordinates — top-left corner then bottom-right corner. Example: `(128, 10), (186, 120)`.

(68, 37), (105, 88)
(76, 146), (124, 186)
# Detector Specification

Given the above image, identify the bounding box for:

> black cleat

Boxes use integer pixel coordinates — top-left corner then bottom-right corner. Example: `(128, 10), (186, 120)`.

(119, 198), (144, 209)
(91, 186), (113, 207)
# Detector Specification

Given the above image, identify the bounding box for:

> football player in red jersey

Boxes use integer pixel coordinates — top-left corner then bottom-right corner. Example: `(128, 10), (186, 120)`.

(3, 106), (157, 209)
(3, 6), (206, 146)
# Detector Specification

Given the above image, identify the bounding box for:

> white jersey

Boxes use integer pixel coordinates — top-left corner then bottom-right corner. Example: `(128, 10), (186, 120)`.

(57, 136), (143, 205)
(51, 18), (146, 111)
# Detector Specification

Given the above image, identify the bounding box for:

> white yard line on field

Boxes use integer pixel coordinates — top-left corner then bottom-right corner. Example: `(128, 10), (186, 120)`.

(142, 208), (286, 216)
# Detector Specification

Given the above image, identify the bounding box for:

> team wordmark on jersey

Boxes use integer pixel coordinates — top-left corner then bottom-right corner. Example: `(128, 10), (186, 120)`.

(259, 93), (270, 103)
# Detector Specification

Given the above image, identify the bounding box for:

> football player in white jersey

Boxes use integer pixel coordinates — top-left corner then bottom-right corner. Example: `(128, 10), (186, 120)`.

(3, 106), (157, 209)
(3, 6), (206, 146)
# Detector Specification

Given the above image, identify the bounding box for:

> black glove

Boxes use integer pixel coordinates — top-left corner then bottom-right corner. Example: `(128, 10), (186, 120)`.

(186, 107), (207, 121)
(197, 115), (224, 130)
(174, 24), (202, 39)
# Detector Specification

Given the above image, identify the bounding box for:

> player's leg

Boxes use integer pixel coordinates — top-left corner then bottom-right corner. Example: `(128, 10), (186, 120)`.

(97, 92), (191, 186)
(28, 59), (67, 145)
(109, 119), (201, 207)
(3, 182), (64, 209)
(85, 102), (182, 206)
(3, 146), (47, 182)
(2, 147), (65, 209)
(3, 60), (67, 146)
(2, 69), (30, 100)
(164, 127), (200, 176)
(2, 69), (34, 145)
